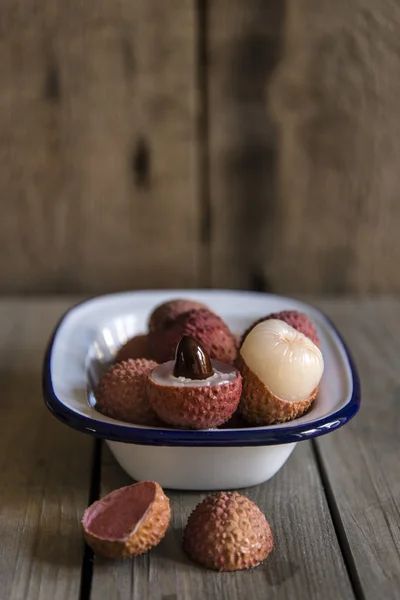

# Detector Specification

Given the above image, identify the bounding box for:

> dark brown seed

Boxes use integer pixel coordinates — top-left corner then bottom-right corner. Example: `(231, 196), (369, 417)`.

(173, 335), (213, 380)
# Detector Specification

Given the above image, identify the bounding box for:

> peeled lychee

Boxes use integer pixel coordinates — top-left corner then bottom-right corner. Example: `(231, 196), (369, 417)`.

(183, 491), (274, 571)
(238, 319), (324, 425)
(95, 358), (158, 425)
(147, 336), (242, 429)
(115, 334), (151, 363)
(241, 309), (320, 348)
(82, 481), (171, 559)
(148, 298), (208, 332)
(148, 308), (237, 364)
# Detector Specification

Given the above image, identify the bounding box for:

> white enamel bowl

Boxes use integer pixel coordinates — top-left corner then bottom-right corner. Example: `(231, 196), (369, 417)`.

(43, 290), (360, 490)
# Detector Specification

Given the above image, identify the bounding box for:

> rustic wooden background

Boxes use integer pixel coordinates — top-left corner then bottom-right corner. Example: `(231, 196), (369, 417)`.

(1, 0), (399, 295)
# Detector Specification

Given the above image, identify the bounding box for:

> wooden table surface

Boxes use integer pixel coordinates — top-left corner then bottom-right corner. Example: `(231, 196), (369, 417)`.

(1, 297), (399, 600)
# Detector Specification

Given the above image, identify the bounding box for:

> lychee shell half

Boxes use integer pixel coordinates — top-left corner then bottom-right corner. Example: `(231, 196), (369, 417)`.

(236, 354), (317, 425)
(240, 310), (320, 348)
(148, 299), (208, 332)
(148, 308), (237, 364)
(183, 491), (274, 571)
(115, 334), (152, 363)
(147, 364), (242, 429)
(95, 358), (158, 425)
(81, 481), (171, 559)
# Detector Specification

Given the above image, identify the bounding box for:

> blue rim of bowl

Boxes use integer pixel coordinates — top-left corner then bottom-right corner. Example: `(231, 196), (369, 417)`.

(42, 294), (361, 447)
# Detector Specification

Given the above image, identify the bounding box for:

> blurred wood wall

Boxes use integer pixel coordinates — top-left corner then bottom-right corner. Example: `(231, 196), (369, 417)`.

(1, 0), (399, 295)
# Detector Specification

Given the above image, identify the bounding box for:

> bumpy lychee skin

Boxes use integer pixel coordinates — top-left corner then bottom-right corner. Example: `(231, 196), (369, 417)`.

(115, 334), (151, 363)
(147, 359), (242, 429)
(148, 308), (237, 364)
(236, 353), (317, 425)
(95, 358), (158, 425)
(148, 299), (208, 332)
(183, 491), (274, 571)
(82, 481), (171, 559)
(241, 310), (320, 347)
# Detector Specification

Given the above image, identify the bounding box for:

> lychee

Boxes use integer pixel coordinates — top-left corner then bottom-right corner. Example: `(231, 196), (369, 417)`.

(183, 491), (274, 571)
(148, 298), (208, 332)
(115, 334), (151, 363)
(148, 308), (237, 364)
(82, 481), (171, 559)
(238, 319), (324, 425)
(95, 358), (158, 425)
(241, 309), (320, 348)
(147, 336), (242, 429)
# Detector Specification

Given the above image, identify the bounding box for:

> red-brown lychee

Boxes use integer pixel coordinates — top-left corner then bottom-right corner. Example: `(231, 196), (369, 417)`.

(114, 334), (151, 363)
(183, 491), (274, 571)
(95, 358), (158, 425)
(148, 298), (208, 332)
(147, 336), (242, 429)
(148, 308), (237, 364)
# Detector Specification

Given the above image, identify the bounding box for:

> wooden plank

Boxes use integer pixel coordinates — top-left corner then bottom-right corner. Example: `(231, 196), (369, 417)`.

(208, 0), (400, 294)
(207, 0), (284, 291)
(314, 298), (400, 600)
(90, 442), (354, 600)
(0, 298), (93, 600)
(268, 0), (400, 294)
(0, 1), (199, 293)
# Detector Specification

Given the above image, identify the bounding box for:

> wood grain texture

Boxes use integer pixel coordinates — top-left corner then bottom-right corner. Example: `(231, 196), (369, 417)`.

(207, 0), (284, 291)
(90, 442), (353, 600)
(207, 0), (400, 294)
(2, 1), (400, 295)
(0, 298), (93, 600)
(0, 1), (199, 293)
(314, 298), (400, 600)
(267, 0), (400, 294)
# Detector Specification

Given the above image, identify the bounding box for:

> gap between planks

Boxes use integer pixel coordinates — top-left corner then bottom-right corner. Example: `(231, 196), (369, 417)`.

(196, 0), (212, 288)
(79, 440), (103, 600)
(312, 440), (366, 600)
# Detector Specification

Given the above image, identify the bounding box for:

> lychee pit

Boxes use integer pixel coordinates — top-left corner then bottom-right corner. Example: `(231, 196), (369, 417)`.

(173, 335), (214, 380)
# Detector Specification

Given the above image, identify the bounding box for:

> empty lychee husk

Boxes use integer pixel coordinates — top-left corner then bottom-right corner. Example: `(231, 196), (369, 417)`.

(183, 491), (274, 571)
(236, 354), (317, 425)
(81, 481), (171, 559)
(148, 308), (237, 364)
(95, 358), (158, 425)
(148, 298), (208, 332)
(147, 336), (242, 429)
(114, 334), (152, 363)
(240, 310), (320, 348)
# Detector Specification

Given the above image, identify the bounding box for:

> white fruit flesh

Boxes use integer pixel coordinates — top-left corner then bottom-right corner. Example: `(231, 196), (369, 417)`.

(150, 359), (238, 388)
(240, 319), (324, 402)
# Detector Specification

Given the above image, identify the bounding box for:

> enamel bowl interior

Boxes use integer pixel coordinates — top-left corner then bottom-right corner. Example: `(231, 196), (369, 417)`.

(43, 290), (360, 448)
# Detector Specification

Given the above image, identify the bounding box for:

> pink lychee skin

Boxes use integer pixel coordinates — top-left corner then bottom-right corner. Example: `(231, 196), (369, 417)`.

(148, 308), (237, 364)
(81, 481), (171, 559)
(95, 358), (158, 425)
(240, 310), (320, 347)
(147, 364), (242, 429)
(183, 491), (274, 571)
(148, 299), (208, 332)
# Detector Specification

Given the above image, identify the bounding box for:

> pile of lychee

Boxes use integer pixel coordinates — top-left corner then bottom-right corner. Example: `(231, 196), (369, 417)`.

(84, 298), (325, 571)
(95, 298), (324, 429)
